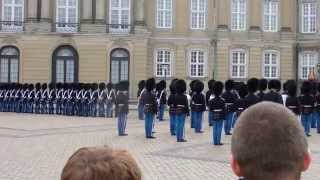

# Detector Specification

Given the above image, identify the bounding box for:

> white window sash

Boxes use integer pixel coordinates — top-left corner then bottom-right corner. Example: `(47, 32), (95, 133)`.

(190, 0), (207, 30)
(1, 0), (24, 32)
(301, 3), (317, 33)
(109, 0), (131, 33)
(154, 49), (173, 77)
(299, 52), (318, 79)
(230, 49), (247, 79)
(231, 0), (246, 31)
(189, 49), (206, 77)
(156, 0), (172, 28)
(263, 0), (278, 32)
(56, 0), (79, 33)
(262, 50), (279, 79)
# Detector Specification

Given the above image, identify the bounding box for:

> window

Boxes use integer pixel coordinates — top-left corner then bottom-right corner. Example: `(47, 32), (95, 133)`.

(0, 46), (19, 83)
(56, 0), (78, 33)
(300, 52), (318, 79)
(52, 46), (78, 83)
(301, 2), (317, 33)
(156, 0), (172, 28)
(190, 0), (206, 30)
(231, 0), (246, 31)
(110, 49), (129, 84)
(155, 49), (172, 77)
(230, 49), (247, 79)
(109, 0), (131, 33)
(264, 0), (278, 32)
(1, 0), (24, 32)
(263, 50), (279, 79)
(190, 50), (206, 77)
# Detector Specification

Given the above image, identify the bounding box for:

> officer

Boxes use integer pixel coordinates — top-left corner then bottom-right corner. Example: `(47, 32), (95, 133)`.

(222, 80), (237, 135)
(245, 78), (260, 109)
(232, 83), (248, 127)
(115, 81), (130, 136)
(157, 80), (167, 121)
(206, 79), (215, 126)
(137, 80), (146, 120)
(97, 82), (107, 117)
(263, 79), (283, 104)
(191, 80), (206, 133)
(167, 79), (178, 136)
(209, 81), (226, 145)
(285, 81), (300, 117)
(257, 79), (268, 101)
(299, 81), (315, 137)
(140, 78), (157, 139)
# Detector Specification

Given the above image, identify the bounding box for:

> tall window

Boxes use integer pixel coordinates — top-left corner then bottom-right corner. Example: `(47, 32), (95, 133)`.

(230, 49), (247, 79)
(0, 47), (19, 83)
(301, 2), (317, 33)
(190, 50), (205, 77)
(263, 50), (279, 79)
(1, 0), (24, 32)
(264, 0), (278, 32)
(52, 46), (78, 83)
(231, 0), (246, 31)
(56, 0), (78, 33)
(155, 49), (172, 77)
(156, 0), (172, 28)
(109, 0), (130, 33)
(190, 0), (206, 30)
(300, 52), (318, 79)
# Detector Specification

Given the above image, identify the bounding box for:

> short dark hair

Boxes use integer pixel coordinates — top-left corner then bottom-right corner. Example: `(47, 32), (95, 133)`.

(232, 102), (308, 180)
(61, 147), (142, 180)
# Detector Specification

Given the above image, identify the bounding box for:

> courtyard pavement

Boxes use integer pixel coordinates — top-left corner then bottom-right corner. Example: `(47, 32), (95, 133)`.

(0, 112), (319, 180)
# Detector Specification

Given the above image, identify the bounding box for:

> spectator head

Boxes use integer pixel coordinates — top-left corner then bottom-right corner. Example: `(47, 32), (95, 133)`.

(231, 102), (311, 180)
(61, 147), (142, 180)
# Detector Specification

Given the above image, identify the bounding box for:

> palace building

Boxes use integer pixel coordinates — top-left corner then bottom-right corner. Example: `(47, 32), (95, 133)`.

(0, 0), (319, 97)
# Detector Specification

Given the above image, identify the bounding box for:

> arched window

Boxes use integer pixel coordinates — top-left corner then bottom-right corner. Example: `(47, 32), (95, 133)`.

(0, 46), (19, 83)
(110, 49), (129, 84)
(52, 46), (78, 83)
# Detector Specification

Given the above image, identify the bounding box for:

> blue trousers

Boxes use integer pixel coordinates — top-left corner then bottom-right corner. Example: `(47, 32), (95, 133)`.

(212, 120), (224, 145)
(315, 112), (320, 133)
(208, 111), (213, 126)
(193, 111), (203, 133)
(98, 103), (105, 117)
(48, 102), (54, 114)
(118, 112), (127, 135)
(191, 111), (195, 128)
(176, 114), (186, 141)
(106, 102), (113, 118)
(301, 114), (312, 135)
(169, 113), (176, 135)
(158, 104), (165, 121)
(224, 112), (234, 134)
(145, 112), (154, 137)
(232, 114), (238, 128)
(0, 100), (2, 112)
(138, 103), (144, 120)
(311, 112), (317, 128)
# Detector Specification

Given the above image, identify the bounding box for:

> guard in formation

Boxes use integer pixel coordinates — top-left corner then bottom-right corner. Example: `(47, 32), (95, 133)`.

(115, 81), (130, 136)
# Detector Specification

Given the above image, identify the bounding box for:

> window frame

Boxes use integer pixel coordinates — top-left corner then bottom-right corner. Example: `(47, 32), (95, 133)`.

(262, 50), (280, 79)
(299, 51), (318, 80)
(231, 0), (247, 31)
(55, 0), (79, 33)
(154, 48), (173, 78)
(109, 0), (131, 33)
(1, 0), (24, 32)
(0, 46), (20, 83)
(156, 0), (173, 29)
(189, 49), (207, 78)
(301, 2), (317, 34)
(230, 48), (247, 79)
(190, 0), (207, 30)
(263, 0), (279, 32)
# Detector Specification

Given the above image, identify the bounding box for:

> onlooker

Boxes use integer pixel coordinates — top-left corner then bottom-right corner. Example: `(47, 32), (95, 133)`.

(61, 147), (141, 180)
(231, 102), (311, 180)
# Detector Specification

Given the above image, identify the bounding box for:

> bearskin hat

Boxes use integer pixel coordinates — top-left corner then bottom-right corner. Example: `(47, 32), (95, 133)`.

(146, 78), (156, 92)
(238, 83), (248, 98)
(247, 78), (259, 93)
(189, 80), (198, 92)
(268, 79), (280, 90)
(208, 79), (215, 91)
(287, 82), (297, 97)
(274, 80), (281, 92)
(213, 81), (224, 96)
(92, 83), (98, 90)
(35, 83), (40, 90)
(283, 80), (296, 92)
(301, 81), (312, 95)
(29, 83), (34, 90)
(317, 82), (320, 93)
(99, 82), (106, 90)
(258, 79), (268, 92)
(41, 83), (47, 90)
(23, 83), (28, 90)
(156, 82), (161, 92)
(117, 81), (129, 91)
(169, 79), (178, 94)
(159, 80), (166, 91)
(194, 80), (204, 93)
(311, 82), (317, 95)
(49, 82), (55, 90)
(106, 83), (113, 90)
(138, 80), (145, 90)
(175, 79), (187, 94)
(225, 80), (234, 91)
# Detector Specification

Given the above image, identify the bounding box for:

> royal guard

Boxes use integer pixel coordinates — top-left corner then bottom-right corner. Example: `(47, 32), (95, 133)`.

(157, 80), (167, 121)
(27, 84), (35, 113)
(20, 83), (29, 113)
(106, 83), (115, 118)
(167, 79), (178, 136)
(257, 79), (268, 101)
(9, 83), (17, 112)
(222, 80), (237, 135)
(311, 81), (318, 129)
(40, 83), (48, 114)
(140, 78), (157, 139)
(88, 83), (98, 117)
(285, 81), (300, 117)
(115, 81), (130, 136)
(299, 81), (315, 137)
(81, 84), (91, 117)
(47, 83), (56, 114)
(190, 80), (206, 133)
(263, 79), (283, 104)
(173, 79), (189, 142)
(97, 82), (107, 117)
(209, 81), (226, 145)
(74, 83), (82, 116)
(62, 83), (69, 115)
(137, 80), (146, 120)
(4, 83), (10, 112)
(316, 82), (320, 134)
(232, 82), (248, 127)
(0, 83), (4, 112)
(189, 80), (197, 129)
(245, 78), (260, 108)
(206, 79), (215, 126)
(55, 83), (64, 115)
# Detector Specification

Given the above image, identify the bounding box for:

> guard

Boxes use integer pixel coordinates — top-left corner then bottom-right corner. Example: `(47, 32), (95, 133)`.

(222, 80), (237, 135)
(167, 79), (178, 136)
(299, 81), (315, 137)
(191, 80), (206, 133)
(115, 81), (130, 136)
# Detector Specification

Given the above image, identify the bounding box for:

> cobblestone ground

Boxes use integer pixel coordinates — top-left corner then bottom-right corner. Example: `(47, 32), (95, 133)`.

(0, 112), (319, 180)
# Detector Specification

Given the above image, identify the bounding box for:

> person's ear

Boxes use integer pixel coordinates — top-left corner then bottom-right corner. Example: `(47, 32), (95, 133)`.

(231, 154), (243, 177)
(302, 151), (312, 172)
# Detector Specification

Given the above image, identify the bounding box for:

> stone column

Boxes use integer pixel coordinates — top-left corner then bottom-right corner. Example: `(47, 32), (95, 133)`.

(27, 0), (37, 21)
(250, 0), (261, 30)
(82, 0), (92, 22)
(217, 0), (229, 29)
(41, 0), (51, 21)
(281, 0), (292, 32)
(96, 0), (106, 23)
(135, 0), (145, 25)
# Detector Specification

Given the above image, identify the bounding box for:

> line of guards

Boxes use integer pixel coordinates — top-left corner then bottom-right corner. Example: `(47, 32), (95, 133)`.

(137, 78), (320, 145)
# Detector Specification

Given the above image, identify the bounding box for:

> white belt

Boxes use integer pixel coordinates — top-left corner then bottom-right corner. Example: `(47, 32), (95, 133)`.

(213, 109), (223, 112)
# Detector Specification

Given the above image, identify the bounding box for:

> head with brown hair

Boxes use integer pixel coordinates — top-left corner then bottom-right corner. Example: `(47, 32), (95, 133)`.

(231, 102), (311, 180)
(61, 147), (142, 180)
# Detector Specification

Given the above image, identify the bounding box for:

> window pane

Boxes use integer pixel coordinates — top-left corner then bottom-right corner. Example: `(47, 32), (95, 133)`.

(0, 58), (9, 83)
